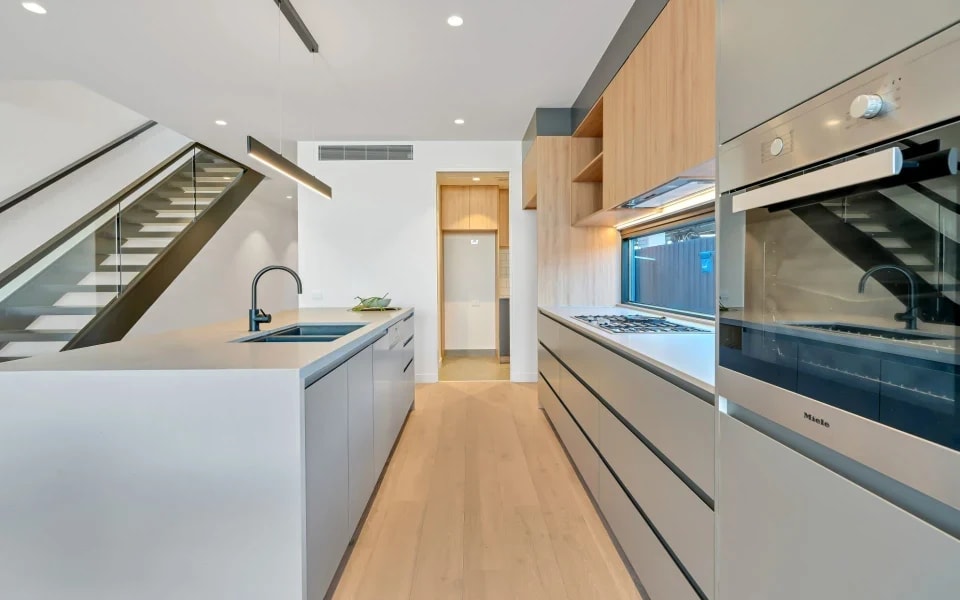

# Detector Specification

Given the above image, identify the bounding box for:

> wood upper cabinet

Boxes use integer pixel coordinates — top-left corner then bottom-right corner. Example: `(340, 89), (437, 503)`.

(440, 186), (471, 230)
(469, 186), (499, 230)
(440, 185), (499, 231)
(603, 0), (716, 210)
(498, 189), (509, 247)
(522, 140), (538, 209)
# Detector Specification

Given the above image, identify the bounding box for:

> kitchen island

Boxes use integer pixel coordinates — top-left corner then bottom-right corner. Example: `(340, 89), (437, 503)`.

(0, 307), (415, 600)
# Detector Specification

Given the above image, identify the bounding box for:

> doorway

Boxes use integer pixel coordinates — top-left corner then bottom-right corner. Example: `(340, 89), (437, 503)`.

(437, 172), (510, 381)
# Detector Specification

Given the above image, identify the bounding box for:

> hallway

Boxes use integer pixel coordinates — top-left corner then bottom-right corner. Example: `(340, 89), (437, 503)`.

(332, 381), (641, 600)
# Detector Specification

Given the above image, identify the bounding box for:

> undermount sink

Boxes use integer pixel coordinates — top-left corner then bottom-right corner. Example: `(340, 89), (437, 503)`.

(242, 323), (366, 343)
(788, 322), (954, 343)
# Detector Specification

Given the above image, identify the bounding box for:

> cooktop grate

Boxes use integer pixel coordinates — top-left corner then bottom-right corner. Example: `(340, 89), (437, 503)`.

(574, 314), (708, 334)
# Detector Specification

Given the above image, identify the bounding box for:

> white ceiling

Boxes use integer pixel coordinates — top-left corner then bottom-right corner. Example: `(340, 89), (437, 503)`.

(0, 0), (633, 166)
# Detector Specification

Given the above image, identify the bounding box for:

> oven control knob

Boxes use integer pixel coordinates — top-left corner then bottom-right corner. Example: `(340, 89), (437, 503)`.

(850, 94), (885, 119)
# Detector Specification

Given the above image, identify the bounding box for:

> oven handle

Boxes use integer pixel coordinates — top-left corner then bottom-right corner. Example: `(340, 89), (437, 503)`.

(732, 147), (904, 213)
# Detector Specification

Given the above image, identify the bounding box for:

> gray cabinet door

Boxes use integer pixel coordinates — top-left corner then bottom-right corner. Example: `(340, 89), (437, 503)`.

(304, 366), (350, 600)
(718, 414), (960, 599)
(718, 0), (960, 142)
(372, 331), (394, 474)
(347, 347), (375, 535)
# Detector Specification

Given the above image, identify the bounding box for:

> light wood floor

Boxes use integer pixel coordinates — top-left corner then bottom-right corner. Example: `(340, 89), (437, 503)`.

(438, 355), (511, 382)
(332, 381), (641, 600)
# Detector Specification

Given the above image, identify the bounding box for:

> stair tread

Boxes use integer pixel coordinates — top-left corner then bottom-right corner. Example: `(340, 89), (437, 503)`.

(0, 330), (77, 342)
(4, 306), (100, 316)
(41, 284), (126, 293)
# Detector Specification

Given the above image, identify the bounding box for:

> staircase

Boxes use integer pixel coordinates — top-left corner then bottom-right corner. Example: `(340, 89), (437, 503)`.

(792, 184), (960, 325)
(826, 192), (958, 289)
(0, 145), (260, 362)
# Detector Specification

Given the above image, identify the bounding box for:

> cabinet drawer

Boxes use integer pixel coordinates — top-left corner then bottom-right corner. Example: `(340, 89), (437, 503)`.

(539, 376), (599, 496)
(599, 466), (699, 600)
(558, 363), (599, 442)
(398, 313), (414, 344)
(599, 408), (714, 595)
(538, 344), (560, 391)
(538, 312), (560, 351)
(558, 327), (715, 496)
(538, 376), (562, 427)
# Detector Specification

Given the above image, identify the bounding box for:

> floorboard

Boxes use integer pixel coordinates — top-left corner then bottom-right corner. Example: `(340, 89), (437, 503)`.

(331, 382), (640, 600)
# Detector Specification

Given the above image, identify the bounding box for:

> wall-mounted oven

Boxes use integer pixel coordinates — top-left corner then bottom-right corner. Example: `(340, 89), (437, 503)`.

(718, 23), (960, 512)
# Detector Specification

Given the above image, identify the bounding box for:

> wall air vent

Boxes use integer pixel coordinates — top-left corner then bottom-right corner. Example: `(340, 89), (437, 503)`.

(319, 145), (414, 161)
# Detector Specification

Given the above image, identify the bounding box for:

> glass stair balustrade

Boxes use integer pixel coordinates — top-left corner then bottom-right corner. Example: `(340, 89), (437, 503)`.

(0, 148), (245, 361)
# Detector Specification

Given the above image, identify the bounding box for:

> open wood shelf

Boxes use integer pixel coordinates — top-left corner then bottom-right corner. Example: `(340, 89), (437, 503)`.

(572, 97), (603, 138)
(573, 152), (603, 183)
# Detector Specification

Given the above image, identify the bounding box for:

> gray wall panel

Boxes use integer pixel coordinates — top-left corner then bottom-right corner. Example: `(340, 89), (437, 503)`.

(718, 1), (960, 143)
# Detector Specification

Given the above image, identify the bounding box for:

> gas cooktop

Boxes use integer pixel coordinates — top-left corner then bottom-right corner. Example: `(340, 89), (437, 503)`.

(574, 314), (708, 334)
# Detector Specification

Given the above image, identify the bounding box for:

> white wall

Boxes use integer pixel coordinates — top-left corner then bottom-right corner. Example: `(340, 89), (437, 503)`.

(444, 232), (496, 351)
(129, 176), (299, 337)
(297, 141), (536, 383)
(0, 81), (149, 200)
(0, 124), (190, 275)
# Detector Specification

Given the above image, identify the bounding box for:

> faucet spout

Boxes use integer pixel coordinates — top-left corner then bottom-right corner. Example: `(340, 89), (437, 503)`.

(250, 265), (303, 331)
(857, 264), (919, 330)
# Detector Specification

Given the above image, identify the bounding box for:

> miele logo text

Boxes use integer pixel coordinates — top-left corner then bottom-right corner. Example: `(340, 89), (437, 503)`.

(803, 412), (830, 428)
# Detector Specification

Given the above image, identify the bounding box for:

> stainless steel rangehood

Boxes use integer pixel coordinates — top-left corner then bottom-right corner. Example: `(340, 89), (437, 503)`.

(616, 175), (716, 209)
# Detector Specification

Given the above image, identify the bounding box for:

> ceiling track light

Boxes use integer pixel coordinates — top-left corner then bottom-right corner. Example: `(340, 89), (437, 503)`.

(272, 0), (319, 53)
(247, 136), (332, 199)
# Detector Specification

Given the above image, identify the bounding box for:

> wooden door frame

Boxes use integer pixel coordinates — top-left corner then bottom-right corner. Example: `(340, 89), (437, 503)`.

(436, 174), (508, 368)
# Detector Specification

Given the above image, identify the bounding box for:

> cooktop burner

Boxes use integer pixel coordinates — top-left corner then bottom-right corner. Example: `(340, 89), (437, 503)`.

(574, 314), (708, 334)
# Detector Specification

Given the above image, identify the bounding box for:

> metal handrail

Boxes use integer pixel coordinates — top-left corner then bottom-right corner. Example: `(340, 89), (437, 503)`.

(0, 120), (157, 215)
(0, 141), (244, 292)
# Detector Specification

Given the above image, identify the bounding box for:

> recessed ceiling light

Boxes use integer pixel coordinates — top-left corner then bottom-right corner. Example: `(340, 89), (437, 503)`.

(214, 119), (227, 126)
(454, 118), (465, 125)
(22, 2), (46, 14)
(447, 15), (463, 27)
(286, 195), (293, 199)
(472, 177), (481, 182)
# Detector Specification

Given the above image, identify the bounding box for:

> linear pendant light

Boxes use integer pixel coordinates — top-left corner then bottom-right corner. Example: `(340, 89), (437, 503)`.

(247, 136), (332, 199)
(273, 0), (318, 53)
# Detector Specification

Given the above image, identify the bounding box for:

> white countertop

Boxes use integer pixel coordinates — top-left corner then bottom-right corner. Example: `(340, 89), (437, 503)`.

(0, 307), (413, 377)
(539, 305), (715, 395)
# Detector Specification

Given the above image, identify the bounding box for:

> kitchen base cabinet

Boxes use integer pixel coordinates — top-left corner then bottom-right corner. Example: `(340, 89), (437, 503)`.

(718, 414), (960, 600)
(539, 373), (600, 503)
(306, 313), (416, 599)
(347, 347), (375, 535)
(598, 467), (699, 600)
(556, 322), (715, 496)
(304, 365), (351, 600)
(538, 309), (714, 599)
(374, 317), (416, 475)
(599, 408), (714, 594)
(373, 332), (394, 473)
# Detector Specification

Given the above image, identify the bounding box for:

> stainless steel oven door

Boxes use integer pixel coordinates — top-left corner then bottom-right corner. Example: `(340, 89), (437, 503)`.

(718, 119), (960, 510)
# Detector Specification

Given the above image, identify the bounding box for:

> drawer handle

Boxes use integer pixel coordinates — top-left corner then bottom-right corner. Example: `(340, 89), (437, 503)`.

(403, 335), (414, 348)
(403, 358), (414, 373)
(402, 314), (413, 322)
